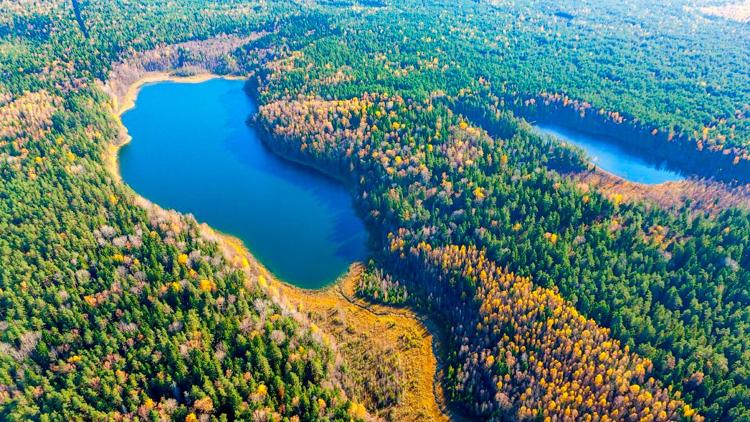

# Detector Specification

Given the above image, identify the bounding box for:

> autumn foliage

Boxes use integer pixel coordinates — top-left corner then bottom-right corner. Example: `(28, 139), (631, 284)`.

(255, 86), (700, 419)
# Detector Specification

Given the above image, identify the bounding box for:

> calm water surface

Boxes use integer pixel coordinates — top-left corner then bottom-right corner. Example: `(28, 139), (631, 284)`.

(119, 78), (367, 289)
(535, 124), (684, 184)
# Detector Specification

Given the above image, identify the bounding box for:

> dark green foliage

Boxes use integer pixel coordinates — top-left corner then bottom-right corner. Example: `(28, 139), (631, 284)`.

(0, 1), (355, 420)
(246, 3), (750, 416)
(4, 0), (750, 419)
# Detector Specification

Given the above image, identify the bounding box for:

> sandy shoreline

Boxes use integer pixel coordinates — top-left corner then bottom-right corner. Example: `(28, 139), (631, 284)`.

(104, 72), (247, 184)
(113, 72), (247, 117)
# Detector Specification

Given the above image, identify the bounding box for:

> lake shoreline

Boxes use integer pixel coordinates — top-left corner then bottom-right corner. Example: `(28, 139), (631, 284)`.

(527, 123), (750, 212)
(113, 72), (247, 117)
(456, 100), (750, 211)
(534, 123), (685, 185)
(508, 93), (750, 184)
(102, 73), (452, 420)
(103, 72), (246, 188)
(106, 71), (366, 288)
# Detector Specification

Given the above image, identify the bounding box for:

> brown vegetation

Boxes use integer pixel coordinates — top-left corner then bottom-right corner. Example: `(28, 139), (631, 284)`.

(573, 169), (750, 214)
(103, 34), (260, 110)
(218, 234), (449, 421)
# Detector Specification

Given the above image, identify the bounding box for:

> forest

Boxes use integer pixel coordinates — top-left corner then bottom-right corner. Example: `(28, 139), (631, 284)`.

(2, 0), (750, 420)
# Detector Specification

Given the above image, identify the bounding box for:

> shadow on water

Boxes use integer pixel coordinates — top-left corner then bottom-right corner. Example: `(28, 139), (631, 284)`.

(534, 123), (685, 185)
(219, 86), (368, 264)
(226, 142), (368, 265)
(119, 78), (368, 288)
(222, 118), (368, 263)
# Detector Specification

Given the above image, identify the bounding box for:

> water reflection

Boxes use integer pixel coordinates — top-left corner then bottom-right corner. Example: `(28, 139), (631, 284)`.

(535, 124), (685, 184)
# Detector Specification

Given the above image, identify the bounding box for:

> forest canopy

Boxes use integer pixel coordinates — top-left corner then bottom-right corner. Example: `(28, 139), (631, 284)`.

(2, 0), (750, 420)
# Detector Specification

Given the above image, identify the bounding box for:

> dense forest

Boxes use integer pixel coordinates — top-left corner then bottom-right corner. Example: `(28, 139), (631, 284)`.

(2, 0), (750, 420)
(0, 1), (361, 420)
(245, 3), (750, 419)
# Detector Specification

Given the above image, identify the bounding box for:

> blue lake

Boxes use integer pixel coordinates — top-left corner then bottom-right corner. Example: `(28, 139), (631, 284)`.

(119, 78), (368, 289)
(534, 124), (685, 184)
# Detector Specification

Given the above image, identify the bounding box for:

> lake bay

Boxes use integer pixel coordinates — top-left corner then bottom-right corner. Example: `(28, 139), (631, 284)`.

(534, 123), (685, 184)
(119, 78), (368, 289)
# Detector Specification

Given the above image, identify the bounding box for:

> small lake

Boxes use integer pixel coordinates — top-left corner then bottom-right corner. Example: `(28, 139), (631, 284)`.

(119, 78), (368, 289)
(534, 124), (685, 184)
